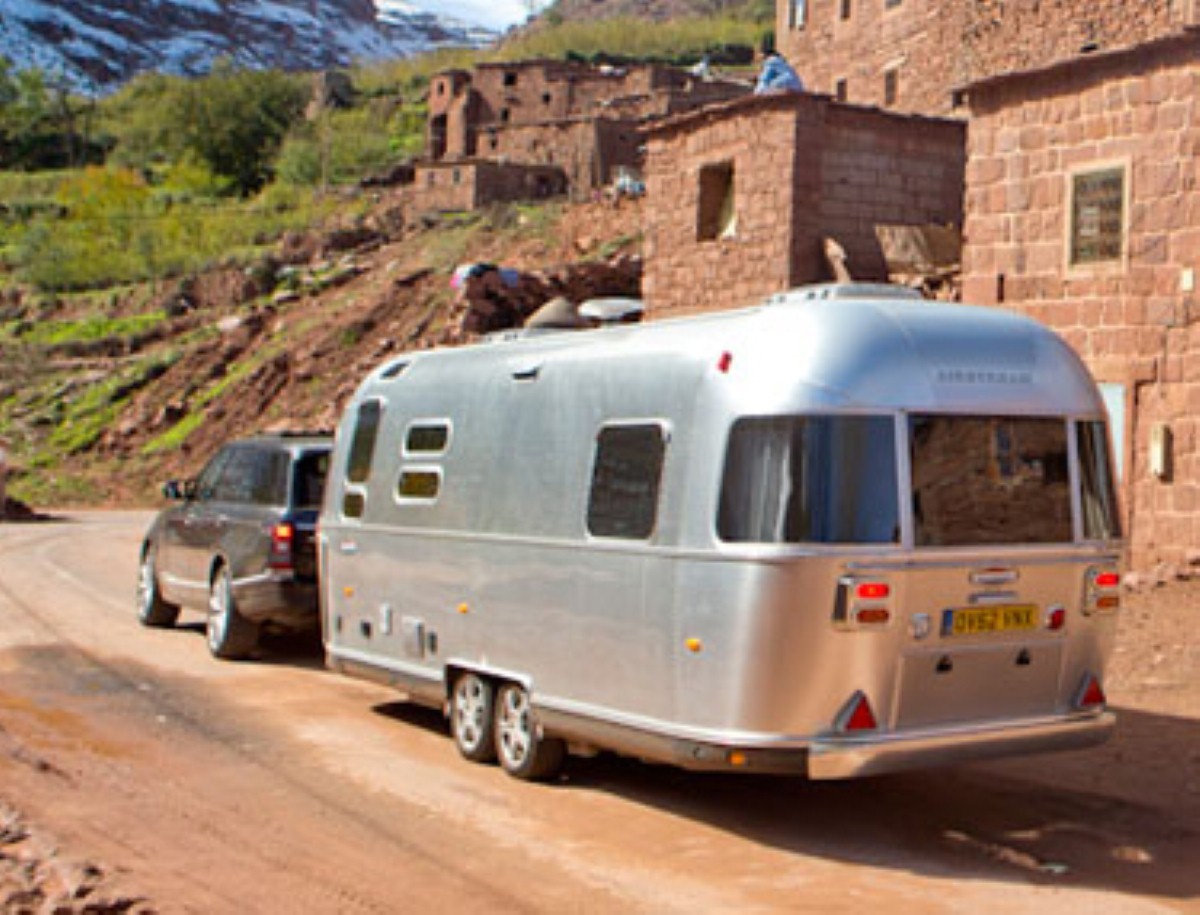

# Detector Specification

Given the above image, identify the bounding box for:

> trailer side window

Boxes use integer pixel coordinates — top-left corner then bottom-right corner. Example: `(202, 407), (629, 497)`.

(1077, 420), (1121, 540)
(587, 424), (667, 539)
(343, 399), (383, 519)
(718, 415), (898, 544)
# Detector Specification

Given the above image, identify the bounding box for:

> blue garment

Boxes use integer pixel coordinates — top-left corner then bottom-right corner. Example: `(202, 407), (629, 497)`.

(755, 56), (804, 94)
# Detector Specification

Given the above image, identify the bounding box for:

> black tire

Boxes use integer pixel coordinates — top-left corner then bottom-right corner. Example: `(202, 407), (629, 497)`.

(206, 565), (259, 660)
(450, 671), (497, 763)
(493, 683), (565, 781)
(136, 546), (180, 628)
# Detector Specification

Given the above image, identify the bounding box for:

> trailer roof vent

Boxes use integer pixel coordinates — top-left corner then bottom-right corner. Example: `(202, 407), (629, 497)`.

(579, 297), (645, 325)
(772, 283), (924, 304)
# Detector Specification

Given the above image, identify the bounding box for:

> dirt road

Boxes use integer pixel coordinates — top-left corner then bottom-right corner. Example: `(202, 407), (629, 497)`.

(0, 513), (1197, 913)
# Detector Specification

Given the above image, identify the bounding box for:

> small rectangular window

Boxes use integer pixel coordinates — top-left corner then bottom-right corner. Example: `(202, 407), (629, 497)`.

(397, 469), (441, 502)
(884, 68), (899, 106)
(347, 400), (383, 484)
(835, 78), (848, 102)
(405, 422), (450, 455)
(885, 0), (902, 7)
(840, 0), (851, 19)
(1070, 166), (1126, 266)
(587, 424), (667, 540)
(697, 161), (735, 241)
(792, 0), (807, 28)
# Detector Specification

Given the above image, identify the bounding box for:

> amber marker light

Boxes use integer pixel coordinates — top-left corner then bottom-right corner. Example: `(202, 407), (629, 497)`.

(685, 637), (703, 653)
(457, 603), (470, 615)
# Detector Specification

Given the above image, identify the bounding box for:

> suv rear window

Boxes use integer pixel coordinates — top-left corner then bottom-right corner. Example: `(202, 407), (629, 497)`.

(292, 450), (330, 510)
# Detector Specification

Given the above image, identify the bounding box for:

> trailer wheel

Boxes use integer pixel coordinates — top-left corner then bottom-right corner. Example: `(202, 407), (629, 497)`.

(450, 671), (497, 763)
(494, 683), (565, 781)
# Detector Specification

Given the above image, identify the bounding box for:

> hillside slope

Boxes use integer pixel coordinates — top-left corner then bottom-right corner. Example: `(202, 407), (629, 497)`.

(0, 195), (642, 508)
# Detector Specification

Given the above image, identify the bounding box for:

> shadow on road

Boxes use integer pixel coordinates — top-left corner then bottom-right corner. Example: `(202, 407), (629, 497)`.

(552, 703), (1200, 899)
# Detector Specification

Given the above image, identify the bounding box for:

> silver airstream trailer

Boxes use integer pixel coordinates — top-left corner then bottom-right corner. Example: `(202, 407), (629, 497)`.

(319, 284), (1122, 781)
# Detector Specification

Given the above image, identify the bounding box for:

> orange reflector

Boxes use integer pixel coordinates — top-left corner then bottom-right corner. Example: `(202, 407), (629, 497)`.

(685, 637), (703, 653)
(855, 607), (891, 625)
(1094, 571), (1121, 589)
(1078, 675), (1106, 710)
(842, 693), (878, 732)
(728, 750), (747, 767)
(855, 582), (890, 600)
(457, 603), (469, 615)
(1096, 595), (1120, 611)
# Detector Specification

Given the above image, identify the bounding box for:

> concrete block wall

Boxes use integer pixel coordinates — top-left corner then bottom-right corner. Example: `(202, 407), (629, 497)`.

(962, 34), (1200, 569)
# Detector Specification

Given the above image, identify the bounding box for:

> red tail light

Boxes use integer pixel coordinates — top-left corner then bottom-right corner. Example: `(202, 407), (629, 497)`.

(269, 522), (295, 571)
(855, 582), (890, 600)
(837, 691), (879, 733)
(1076, 674), (1106, 710)
(1085, 566), (1121, 614)
(1093, 571), (1120, 589)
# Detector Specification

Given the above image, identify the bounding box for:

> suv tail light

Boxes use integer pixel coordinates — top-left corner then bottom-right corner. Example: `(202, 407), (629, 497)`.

(268, 522), (295, 571)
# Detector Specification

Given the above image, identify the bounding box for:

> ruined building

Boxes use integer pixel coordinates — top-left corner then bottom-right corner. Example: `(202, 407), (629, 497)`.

(420, 59), (750, 206)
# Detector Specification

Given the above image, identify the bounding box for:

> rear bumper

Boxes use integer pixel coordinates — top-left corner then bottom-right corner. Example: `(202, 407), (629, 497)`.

(232, 571), (319, 630)
(807, 710), (1116, 780)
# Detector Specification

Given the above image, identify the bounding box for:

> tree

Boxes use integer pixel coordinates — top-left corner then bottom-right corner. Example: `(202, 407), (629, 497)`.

(177, 62), (307, 195)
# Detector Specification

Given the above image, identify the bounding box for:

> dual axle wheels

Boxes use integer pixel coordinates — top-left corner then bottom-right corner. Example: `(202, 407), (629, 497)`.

(450, 672), (565, 781)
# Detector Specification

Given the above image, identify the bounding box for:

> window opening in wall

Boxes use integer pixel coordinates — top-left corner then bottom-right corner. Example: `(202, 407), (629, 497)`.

(840, 0), (851, 19)
(452, 168), (461, 185)
(587, 424), (667, 540)
(697, 161), (736, 241)
(884, 68), (899, 106)
(500, 108), (511, 123)
(791, 0), (807, 28)
(835, 78), (848, 102)
(885, 0), (902, 7)
(542, 92), (552, 105)
(503, 71), (518, 87)
(1069, 165), (1126, 266)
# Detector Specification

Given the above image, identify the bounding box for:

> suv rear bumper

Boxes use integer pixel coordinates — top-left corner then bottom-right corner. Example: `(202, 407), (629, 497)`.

(233, 570), (319, 630)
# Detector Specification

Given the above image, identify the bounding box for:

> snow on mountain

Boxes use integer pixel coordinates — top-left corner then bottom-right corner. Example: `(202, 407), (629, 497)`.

(0, 0), (499, 93)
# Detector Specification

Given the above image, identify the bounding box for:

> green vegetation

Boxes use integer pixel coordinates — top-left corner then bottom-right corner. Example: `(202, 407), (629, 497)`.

(0, 310), (166, 346)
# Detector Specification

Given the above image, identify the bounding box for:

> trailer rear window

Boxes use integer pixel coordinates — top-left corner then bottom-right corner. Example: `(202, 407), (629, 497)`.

(911, 415), (1071, 546)
(718, 415), (898, 544)
(1078, 420), (1121, 540)
(588, 424), (667, 539)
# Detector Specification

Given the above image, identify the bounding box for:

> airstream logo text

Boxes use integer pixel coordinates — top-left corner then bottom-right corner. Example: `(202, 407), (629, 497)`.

(936, 368), (1033, 385)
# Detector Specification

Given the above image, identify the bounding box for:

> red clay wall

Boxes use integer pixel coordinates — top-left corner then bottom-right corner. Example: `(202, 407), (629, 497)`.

(962, 35), (1200, 570)
(643, 93), (964, 318)
(776, 0), (1191, 116)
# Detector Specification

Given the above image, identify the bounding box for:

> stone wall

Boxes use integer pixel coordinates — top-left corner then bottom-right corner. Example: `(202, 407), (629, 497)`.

(961, 33), (1200, 570)
(410, 161), (568, 213)
(776, 0), (1193, 116)
(642, 93), (964, 318)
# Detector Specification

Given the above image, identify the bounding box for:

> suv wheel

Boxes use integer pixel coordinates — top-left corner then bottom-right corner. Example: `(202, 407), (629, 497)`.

(136, 546), (180, 628)
(207, 565), (259, 660)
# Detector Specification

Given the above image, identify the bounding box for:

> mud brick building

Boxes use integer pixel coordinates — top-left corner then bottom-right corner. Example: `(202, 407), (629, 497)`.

(410, 160), (568, 212)
(776, 0), (1195, 116)
(961, 31), (1200, 570)
(641, 92), (964, 317)
(425, 60), (750, 198)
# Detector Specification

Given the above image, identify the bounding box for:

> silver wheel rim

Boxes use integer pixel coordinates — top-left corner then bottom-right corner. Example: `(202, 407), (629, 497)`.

(453, 675), (489, 754)
(207, 572), (228, 650)
(137, 556), (154, 616)
(496, 687), (532, 769)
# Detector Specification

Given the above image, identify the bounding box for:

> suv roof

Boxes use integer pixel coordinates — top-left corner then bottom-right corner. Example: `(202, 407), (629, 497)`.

(238, 432), (333, 450)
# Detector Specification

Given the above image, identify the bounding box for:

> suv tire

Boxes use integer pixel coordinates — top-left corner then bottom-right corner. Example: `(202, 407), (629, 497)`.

(207, 565), (259, 660)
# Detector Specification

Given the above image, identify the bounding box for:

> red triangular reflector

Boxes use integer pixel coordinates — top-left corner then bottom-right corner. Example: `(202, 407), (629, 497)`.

(845, 694), (878, 732)
(1079, 676), (1106, 709)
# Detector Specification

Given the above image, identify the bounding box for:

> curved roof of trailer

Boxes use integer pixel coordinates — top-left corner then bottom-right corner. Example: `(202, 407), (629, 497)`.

(364, 285), (1104, 417)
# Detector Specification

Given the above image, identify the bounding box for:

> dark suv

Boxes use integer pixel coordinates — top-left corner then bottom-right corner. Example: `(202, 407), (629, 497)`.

(136, 433), (332, 659)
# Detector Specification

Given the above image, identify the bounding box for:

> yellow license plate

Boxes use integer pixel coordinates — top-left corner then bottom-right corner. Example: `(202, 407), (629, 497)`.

(941, 604), (1038, 636)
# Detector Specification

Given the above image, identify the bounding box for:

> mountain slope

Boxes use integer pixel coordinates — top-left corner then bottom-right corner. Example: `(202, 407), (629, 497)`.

(0, 0), (496, 92)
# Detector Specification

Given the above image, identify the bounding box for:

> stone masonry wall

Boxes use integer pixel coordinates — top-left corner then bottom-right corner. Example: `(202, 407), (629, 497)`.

(962, 34), (1200, 570)
(643, 94), (964, 319)
(777, 0), (1192, 117)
